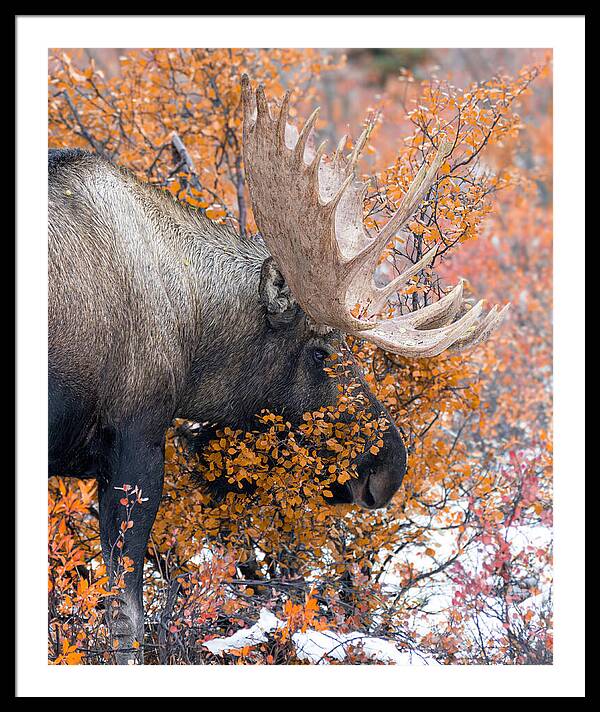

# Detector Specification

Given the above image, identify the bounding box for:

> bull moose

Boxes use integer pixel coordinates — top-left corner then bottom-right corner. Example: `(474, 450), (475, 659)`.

(48, 75), (508, 664)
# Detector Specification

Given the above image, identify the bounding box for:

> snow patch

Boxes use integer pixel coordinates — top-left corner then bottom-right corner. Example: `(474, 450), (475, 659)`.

(293, 629), (438, 665)
(203, 608), (439, 665)
(202, 608), (284, 655)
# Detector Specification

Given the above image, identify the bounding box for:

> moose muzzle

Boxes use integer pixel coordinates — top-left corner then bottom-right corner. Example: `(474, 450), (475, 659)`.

(347, 425), (407, 509)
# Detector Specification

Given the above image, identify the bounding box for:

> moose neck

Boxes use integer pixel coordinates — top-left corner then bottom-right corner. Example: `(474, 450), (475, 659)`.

(164, 205), (271, 425)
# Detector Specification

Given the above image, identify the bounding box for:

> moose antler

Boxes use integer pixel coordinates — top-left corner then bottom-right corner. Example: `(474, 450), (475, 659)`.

(241, 75), (509, 357)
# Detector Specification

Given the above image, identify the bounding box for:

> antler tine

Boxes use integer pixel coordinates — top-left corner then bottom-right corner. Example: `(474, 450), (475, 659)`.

(366, 245), (439, 317)
(346, 140), (451, 279)
(334, 134), (348, 167)
(255, 84), (272, 126)
(309, 139), (328, 179)
(294, 107), (320, 165)
(241, 74), (256, 126)
(371, 279), (465, 332)
(241, 76), (509, 355)
(276, 90), (291, 146)
(366, 299), (486, 358)
(448, 303), (511, 352)
(349, 123), (372, 168)
(400, 281), (465, 330)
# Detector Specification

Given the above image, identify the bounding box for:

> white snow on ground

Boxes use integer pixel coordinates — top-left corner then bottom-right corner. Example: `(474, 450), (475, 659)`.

(202, 607), (439, 664)
(292, 629), (439, 665)
(202, 608), (284, 654)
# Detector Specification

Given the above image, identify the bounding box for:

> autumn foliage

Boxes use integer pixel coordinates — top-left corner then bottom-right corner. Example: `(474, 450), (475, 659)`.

(48, 47), (553, 665)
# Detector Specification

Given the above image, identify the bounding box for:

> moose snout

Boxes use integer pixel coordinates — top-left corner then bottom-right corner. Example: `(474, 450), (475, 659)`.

(349, 462), (404, 509)
(350, 427), (407, 509)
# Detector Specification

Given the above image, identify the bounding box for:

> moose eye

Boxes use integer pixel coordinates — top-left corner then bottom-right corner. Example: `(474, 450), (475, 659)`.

(312, 348), (329, 366)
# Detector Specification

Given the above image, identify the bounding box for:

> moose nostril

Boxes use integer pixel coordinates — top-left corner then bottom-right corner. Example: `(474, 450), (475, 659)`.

(363, 466), (403, 509)
(362, 485), (376, 508)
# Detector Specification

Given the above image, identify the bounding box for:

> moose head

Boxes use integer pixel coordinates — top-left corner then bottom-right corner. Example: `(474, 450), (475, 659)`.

(215, 75), (510, 507)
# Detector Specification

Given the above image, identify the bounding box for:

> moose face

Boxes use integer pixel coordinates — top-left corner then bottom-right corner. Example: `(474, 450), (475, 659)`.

(255, 257), (407, 509)
(184, 257), (407, 510)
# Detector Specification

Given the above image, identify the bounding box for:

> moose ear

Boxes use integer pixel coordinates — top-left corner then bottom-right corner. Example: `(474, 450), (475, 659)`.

(258, 257), (299, 328)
